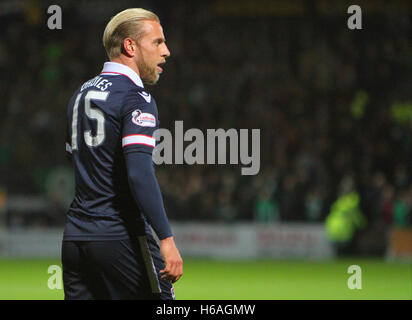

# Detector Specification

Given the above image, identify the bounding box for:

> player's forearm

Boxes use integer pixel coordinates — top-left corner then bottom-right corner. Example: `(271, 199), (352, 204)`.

(125, 151), (172, 240)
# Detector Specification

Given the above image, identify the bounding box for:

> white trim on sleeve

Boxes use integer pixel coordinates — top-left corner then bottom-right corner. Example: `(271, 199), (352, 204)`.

(122, 134), (156, 148)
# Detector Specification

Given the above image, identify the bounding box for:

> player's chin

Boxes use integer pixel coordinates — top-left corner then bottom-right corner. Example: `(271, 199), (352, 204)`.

(143, 73), (160, 85)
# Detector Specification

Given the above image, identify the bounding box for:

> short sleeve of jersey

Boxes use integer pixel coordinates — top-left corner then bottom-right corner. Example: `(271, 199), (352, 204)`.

(121, 91), (158, 155)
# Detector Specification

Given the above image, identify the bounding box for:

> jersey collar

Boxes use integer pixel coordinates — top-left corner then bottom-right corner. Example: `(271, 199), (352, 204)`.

(101, 62), (144, 88)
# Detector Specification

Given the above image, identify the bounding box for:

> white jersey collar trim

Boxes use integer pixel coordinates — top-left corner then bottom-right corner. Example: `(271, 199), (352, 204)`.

(101, 61), (144, 88)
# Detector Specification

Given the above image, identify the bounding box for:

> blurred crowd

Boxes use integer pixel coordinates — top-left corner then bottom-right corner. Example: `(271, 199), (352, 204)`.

(1, 2), (411, 227)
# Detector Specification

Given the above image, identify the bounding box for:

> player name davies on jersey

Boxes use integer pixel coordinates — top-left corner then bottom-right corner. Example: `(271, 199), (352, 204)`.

(80, 76), (113, 92)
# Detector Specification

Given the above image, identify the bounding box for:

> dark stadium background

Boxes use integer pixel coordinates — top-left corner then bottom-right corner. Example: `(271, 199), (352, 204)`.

(0, 0), (411, 300)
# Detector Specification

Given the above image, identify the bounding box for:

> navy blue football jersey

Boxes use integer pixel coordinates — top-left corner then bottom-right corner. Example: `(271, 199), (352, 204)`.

(64, 62), (159, 240)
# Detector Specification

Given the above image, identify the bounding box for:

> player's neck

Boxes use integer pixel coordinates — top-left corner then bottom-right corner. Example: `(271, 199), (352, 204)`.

(110, 56), (140, 77)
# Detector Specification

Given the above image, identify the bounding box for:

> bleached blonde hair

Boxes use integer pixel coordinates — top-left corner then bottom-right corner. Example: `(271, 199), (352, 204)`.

(102, 8), (160, 59)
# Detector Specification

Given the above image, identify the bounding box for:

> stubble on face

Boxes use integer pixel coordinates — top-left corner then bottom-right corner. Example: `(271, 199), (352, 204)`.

(136, 46), (159, 85)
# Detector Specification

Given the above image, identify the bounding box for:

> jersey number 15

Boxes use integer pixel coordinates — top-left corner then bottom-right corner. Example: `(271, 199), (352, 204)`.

(71, 90), (109, 150)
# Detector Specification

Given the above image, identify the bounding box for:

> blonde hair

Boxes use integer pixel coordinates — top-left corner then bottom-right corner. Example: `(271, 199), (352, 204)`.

(103, 8), (160, 59)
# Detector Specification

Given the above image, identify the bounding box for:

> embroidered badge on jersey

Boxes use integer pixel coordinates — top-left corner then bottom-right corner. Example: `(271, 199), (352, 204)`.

(132, 109), (156, 127)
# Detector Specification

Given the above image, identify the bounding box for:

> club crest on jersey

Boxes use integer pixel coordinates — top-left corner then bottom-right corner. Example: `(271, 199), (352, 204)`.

(132, 109), (156, 127)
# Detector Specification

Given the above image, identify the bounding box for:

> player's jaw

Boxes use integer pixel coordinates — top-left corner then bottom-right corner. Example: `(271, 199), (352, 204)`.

(137, 57), (157, 85)
(136, 52), (165, 85)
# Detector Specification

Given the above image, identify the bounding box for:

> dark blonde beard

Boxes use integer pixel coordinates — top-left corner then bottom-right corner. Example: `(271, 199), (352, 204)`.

(136, 50), (159, 85)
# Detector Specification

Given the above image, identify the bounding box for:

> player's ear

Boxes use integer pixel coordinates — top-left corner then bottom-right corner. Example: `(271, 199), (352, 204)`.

(121, 38), (136, 57)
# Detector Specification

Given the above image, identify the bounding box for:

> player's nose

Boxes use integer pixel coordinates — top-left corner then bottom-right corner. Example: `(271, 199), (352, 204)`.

(161, 43), (170, 58)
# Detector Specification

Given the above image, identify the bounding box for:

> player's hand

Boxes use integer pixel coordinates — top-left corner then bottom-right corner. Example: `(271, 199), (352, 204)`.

(159, 236), (183, 283)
